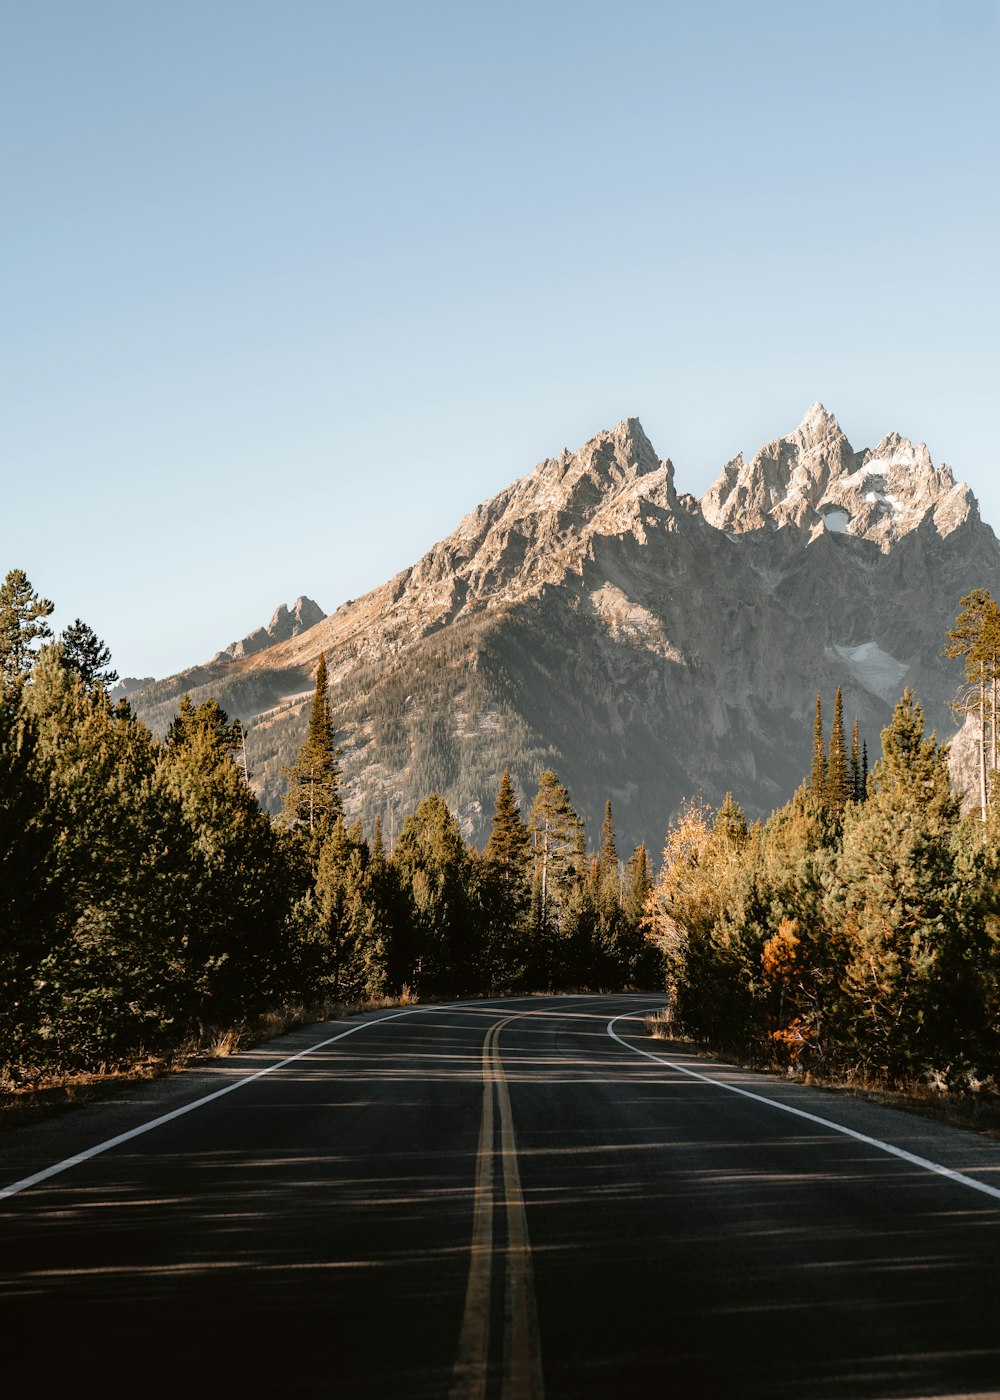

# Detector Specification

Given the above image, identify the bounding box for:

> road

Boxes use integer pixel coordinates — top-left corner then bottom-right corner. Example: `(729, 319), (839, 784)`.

(3, 994), (1000, 1399)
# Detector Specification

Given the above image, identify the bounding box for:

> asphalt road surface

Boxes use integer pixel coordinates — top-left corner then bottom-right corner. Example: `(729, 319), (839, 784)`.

(3, 994), (1000, 1399)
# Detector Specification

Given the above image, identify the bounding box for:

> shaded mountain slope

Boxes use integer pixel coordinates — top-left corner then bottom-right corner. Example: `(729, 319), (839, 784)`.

(129, 409), (1000, 850)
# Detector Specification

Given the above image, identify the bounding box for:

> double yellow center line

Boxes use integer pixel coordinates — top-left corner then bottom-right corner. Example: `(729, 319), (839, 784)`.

(450, 1015), (544, 1400)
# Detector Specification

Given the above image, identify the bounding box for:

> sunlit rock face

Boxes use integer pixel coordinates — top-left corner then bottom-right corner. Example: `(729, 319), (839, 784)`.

(702, 403), (978, 548)
(129, 409), (999, 848)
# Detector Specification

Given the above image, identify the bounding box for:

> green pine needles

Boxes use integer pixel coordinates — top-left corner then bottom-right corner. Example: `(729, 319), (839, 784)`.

(283, 653), (342, 831)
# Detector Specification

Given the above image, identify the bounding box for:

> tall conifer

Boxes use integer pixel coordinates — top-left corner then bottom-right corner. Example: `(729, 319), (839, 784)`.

(283, 653), (341, 831)
(483, 767), (530, 885)
(623, 843), (652, 926)
(528, 770), (585, 935)
(850, 717), (862, 803)
(943, 588), (1000, 820)
(596, 799), (621, 910)
(809, 692), (826, 800)
(826, 687), (850, 815)
(59, 619), (118, 692)
(0, 569), (54, 692)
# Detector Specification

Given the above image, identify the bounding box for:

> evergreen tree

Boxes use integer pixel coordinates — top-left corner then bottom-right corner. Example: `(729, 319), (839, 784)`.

(394, 792), (477, 994)
(0, 690), (62, 1071)
(283, 654), (342, 831)
(829, 689), (971, 1082)
(20, 648), (197, 1068)
(715, 791), (748, 845)
(312, 817), (389, 1001)
(528, 771), (585, 928)
(0, 569), (54, 692)
(158, 694), (298, 1023)
(596, 800), (621, 913)
(623, 843), (652, 928)
(826, 687), (850, 815)
(850, 717), (862, 803)
(809, 692), (826, 800)
(480, 768), (532, 991)
(59, 618), (118, 692)
(617, 842), (662, 989)
(943, 589), (1000, 820)
(482, 768), (530, 886)
(527, 770), (586, 987)
(166, 694), (241, 755)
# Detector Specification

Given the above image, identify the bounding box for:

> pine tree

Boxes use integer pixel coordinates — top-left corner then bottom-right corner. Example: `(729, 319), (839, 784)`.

(0, 689), (61, 1070)
(527, 770), (586, 988)
(826, 687), (850, 815)
(59, 619), (118, 692)
(166, 695), (241, 756)
(394, 792), (476, 994)
(482, 768), (530, 886)
(283, 654), (341, 831)
(809, 692), (826, 800)
(0, 569), (54, 692)
(596, 799), (621, 912)
(831, 688), (969, 1082)
(850, 717), (862, 803)
(528, 770), (585, 932)
(714, 791), (748, 845)
(623, 843), (652, 927)
(480, 769), (532, 990)
(619, 842), (662, 990)
(312, 817), (387, 1000)
(943, 589), (1000, 820)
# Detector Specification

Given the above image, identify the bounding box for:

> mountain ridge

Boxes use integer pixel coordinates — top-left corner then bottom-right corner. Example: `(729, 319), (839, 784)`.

(129, 408), (999, 848)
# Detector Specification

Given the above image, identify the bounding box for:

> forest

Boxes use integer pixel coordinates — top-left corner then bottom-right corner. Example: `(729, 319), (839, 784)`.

(2, 567), (999, 1101)
(0, 570), (657, 1086)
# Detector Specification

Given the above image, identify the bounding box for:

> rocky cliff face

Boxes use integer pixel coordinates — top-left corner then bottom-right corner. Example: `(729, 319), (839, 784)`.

(129, 409), (998, 849)
(214, 596), (326, 661)
(702, 403), (976, 547)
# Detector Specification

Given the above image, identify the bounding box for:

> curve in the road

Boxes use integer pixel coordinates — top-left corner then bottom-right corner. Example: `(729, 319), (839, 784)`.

(607, 1008), (1000, 1204)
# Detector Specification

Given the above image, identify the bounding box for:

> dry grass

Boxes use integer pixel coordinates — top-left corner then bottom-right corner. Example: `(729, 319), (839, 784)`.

(643, 1012), (1000, 1142)
(0, 990), (421, 1132)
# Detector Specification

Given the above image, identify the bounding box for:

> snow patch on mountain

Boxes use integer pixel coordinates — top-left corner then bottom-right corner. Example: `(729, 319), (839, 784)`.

(827, 642), (909, 702)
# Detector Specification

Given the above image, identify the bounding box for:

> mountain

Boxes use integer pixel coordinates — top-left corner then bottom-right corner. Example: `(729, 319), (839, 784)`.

(128, 409), (999, 851)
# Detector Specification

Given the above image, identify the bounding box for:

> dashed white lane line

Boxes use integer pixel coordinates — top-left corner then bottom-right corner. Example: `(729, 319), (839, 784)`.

(0, 1005), (435, 1205)
(607, 1010), (1000, 1205)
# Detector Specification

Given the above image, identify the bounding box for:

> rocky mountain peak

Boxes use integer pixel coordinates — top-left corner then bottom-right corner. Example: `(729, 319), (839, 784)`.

(216, 595), (326, 662)
(701, 405), (979, 547)
(129, 406), (1000, 845)
(520, 417), (665, 521)
(701, 404), (853, 534)
(797, 401), (843, 438)
(322, 418), (682, 657)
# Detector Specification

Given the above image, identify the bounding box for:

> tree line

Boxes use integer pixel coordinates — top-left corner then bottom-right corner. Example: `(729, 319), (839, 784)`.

(5, 566), (1000, 1097)
(1, 570), (660, 1085)
(649, 601), (1000, 1088)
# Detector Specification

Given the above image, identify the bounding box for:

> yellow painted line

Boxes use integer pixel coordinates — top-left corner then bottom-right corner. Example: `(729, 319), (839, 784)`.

(451, 1015), (545, 1400)
(493, 1025), (544, 1400)
(450, 1025), (499, 1400)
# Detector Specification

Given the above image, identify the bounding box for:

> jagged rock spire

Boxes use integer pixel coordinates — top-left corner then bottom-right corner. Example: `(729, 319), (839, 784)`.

(701, 404), (977, 545)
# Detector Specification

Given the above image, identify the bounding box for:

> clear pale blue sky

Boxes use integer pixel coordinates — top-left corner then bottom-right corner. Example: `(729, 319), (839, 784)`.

(2, 0), (998, 679)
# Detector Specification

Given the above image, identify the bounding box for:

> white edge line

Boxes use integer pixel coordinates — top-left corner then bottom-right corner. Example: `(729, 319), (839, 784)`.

(607, 1010), (1000, 1205)
(1, 1004), (437, 1205)
(2, 995), (591, 1206)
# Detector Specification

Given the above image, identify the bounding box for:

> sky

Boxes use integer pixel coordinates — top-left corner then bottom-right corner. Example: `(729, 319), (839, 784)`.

(2, 0), (998, 679)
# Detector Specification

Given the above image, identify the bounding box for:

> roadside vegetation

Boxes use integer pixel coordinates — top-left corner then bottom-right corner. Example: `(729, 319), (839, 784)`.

(3, 568), (999, 1120)
(1, 569), (659, 1092)
(648, 589), (1000, 1103)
